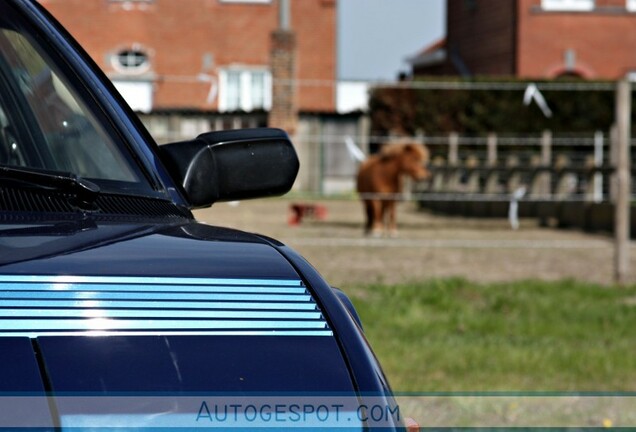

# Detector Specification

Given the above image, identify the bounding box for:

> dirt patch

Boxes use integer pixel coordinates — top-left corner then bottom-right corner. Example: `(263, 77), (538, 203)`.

(194, 199), (631, 286)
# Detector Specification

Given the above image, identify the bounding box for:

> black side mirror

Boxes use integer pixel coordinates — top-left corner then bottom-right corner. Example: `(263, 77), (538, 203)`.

(160, 128), (299, 208)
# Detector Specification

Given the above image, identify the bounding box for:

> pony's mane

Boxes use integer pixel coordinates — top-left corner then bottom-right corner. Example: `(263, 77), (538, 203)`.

(379, 142), (428, 160)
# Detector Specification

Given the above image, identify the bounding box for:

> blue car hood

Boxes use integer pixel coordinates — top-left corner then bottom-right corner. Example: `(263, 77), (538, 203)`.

(0, 218), (297, 279)
(0, 217), (356, 412)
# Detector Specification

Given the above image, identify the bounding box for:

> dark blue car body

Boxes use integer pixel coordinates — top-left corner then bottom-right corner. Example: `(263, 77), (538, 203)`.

(0, 0), (405, 429)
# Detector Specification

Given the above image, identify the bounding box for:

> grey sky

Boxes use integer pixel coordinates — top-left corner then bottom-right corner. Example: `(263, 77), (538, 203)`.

(338, 0), (445, 81)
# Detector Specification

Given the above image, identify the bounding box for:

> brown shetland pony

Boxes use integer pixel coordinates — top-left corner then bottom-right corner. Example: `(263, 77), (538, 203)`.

(356, 142), (430, 236)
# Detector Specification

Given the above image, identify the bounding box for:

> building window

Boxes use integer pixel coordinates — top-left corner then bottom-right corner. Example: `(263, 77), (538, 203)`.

(108, 0), (154, 10)
(112, 48), (150, 74)
(218, 68), (272, 112)
(108, 0), (154, 4)
(219, 0), (271, 3)
(112, 80), (154, 113)
(542, 0), (594, 11)
(627, 0), (636, 11)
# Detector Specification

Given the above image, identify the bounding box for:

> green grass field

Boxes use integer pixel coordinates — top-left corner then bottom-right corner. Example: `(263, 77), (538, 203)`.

(345, 279), (636, 392)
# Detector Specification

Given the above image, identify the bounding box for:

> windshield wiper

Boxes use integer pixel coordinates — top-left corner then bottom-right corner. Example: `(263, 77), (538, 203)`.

(0, 165), (100, 208)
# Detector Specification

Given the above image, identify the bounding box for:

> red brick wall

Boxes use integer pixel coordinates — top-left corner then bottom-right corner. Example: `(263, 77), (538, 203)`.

(40, 0), (336, 112)
(292, 0), (336, 112)
(446, 0), (516, 76)
(517, 0), (636, 79)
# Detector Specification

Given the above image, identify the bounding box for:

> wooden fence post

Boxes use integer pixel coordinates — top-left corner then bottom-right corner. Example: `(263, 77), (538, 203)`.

(485, 133), (499, 193)
(448, 132), (460, 191)
(531, 130), (553, 197)
(614, 80), (631, 285)
(487, 132), (498, 167)
(540, 130), (552, 197)
(448, 132), (459, 166)
(610, 124), (618, 203)
(593, 130), (604, 203)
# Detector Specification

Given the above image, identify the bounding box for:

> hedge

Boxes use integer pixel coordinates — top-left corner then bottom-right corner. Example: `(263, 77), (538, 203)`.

(369, 77), (622, 137)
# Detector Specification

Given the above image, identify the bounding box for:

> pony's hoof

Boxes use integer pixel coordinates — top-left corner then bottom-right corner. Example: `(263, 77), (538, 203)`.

(370, 229), (383, 238)
(388, 230), (399, 238)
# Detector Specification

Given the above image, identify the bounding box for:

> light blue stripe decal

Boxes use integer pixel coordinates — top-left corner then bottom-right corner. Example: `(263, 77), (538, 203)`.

(0, 291), (311, 302)
(0, 299), (318, 310)
(0, 275), (302, 286)
(0, 330), (334, 337)
(0, 283), (307, 294)
(0, 319), (328, 331)
(0, 309), (323, 320)
(0, 276), (331, 337)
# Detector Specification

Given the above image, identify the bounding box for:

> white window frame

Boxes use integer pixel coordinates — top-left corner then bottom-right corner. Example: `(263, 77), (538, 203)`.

(627, 0), (636, 11)
(108, 0), (154, 6)
(219, 0), (271, 4)
(218, 67), (272, 113)
(110, 47), (151, 75)
(542, 0), (594, 11)
(112, 80), (154, 113)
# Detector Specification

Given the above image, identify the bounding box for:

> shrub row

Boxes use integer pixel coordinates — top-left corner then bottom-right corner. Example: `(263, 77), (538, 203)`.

(369, 77), (625, 136)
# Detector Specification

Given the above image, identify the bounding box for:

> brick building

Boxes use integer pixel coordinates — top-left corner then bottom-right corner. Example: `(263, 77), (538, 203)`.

(40, 0), (337, 115)
(410, 0), (636, 79)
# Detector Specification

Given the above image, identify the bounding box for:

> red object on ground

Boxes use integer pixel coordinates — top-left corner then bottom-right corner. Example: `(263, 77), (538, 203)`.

(405, 417), (420, 431)
(288, 203), (328, 226)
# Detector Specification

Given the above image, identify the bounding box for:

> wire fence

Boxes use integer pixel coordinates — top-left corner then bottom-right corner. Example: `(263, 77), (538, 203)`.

(156, 74), (622, 92)
(142, 78), (634, 283)
(290, 130), (628, 201)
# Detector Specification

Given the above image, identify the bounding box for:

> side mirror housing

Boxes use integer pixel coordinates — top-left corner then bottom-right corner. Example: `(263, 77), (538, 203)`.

(160, 128), (299, 208)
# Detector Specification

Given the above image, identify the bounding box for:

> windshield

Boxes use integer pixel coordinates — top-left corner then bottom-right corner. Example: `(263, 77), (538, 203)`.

(0, 8), (153, 194)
